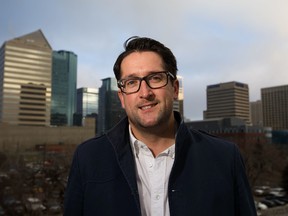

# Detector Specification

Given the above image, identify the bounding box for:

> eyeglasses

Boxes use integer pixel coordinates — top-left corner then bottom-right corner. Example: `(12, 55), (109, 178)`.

(117, 71), (176, 94)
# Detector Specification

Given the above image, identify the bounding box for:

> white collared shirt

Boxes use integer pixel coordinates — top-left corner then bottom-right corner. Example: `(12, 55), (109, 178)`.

(129, 127), (175, 216)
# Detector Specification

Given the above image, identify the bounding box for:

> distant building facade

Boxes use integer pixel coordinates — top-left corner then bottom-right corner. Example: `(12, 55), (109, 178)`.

(0, 30), (52, 126)
(204, 81), (250, 125)
(51, 50), (77, 126)
(173, 75), (184, 117)
(186, 117), (271, 148)
(261, 84), (288, 130)
(97, 77), (126, 135)
(77, 87), (98, 117)
(250, 100), (263, 126)
(0, 123), (95, 152)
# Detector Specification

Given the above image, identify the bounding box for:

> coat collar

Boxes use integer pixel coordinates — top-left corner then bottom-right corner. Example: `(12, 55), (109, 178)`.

(106, 111), (191, 165)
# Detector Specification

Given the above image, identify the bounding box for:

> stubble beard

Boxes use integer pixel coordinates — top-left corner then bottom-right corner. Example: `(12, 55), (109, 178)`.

(131, 105), (174, 132)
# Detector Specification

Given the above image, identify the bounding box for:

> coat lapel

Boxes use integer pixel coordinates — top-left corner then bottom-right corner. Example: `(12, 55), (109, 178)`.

(106, 117), (141, 213)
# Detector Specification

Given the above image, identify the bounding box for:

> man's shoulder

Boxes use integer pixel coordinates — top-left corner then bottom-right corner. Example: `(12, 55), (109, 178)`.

(182, 128), (241, 165)
(187, 127), (237, 150)
(193, 129), (226, 141)
(76, 134), (111, 155)
(75, 117), (129, 157)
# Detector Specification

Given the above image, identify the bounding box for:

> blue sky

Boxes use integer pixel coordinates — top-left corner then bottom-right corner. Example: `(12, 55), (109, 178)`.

(1, 0), (288, 120)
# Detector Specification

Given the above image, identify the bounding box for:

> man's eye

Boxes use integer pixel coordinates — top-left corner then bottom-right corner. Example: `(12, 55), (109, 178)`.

(126, 80), (138, 87)
(150, 74), (163, 82)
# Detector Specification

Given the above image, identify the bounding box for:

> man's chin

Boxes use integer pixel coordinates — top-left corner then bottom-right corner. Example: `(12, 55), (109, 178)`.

(137, 119), (159, 129)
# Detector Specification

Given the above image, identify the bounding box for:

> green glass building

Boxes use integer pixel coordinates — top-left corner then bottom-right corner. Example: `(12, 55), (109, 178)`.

(51, 51), (77, 126)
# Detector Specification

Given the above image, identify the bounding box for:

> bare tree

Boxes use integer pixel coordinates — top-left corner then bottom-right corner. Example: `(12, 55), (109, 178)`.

(241, 140), (287, 187)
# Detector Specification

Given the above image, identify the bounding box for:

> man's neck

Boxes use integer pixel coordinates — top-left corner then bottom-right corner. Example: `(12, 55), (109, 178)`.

(130, 119), (177, 157)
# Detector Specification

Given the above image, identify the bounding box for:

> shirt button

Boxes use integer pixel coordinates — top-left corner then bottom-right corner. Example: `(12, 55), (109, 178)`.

(155, 195), (160, 200)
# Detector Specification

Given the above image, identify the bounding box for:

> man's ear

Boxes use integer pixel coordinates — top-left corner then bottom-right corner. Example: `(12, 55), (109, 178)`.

(173, 79), (179, 100)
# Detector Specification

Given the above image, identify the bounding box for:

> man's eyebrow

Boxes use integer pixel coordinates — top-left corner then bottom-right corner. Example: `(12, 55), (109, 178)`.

(121, 74), (139, 80)
(122, 71), (163, 79)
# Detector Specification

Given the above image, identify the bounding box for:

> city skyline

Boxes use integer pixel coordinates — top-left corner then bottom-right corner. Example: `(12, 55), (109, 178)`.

(1, 0), (288, 120)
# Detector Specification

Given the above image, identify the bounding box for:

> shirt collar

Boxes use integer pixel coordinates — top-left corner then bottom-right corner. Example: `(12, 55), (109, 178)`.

(129, 125), (175, 159)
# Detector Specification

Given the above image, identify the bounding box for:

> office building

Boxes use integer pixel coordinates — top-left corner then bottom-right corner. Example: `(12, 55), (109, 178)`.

(250, 100), (263, 126)
(261, 84), (288, 130)
(205, 81), (250, 124)
(0, 30), (52, 126)
(173, 75), (184, 117)
(51, 50), (77, 126)
(97, 77), (126, 135)
(77, 87), (99, 117)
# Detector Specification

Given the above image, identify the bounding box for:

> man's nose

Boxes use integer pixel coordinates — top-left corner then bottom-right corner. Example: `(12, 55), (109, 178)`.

(139, 80), (153, 98)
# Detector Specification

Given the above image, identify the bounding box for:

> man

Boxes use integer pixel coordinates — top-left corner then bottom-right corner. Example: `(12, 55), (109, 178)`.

(64, 36), (257, 215)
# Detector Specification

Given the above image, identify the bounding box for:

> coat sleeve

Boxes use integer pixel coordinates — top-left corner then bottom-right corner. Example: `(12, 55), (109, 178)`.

(234, 145), (257, 216)
(63, 148), (84, 216)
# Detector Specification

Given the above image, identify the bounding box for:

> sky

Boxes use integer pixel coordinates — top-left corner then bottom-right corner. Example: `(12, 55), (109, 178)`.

(1, 0), (288, 120)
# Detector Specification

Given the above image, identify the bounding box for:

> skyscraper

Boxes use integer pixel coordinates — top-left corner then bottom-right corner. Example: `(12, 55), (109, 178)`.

(261, 84), (288, 130)
(205, 81), (250, 124)
(51, 50), (77, 126)
(77, 87), (99, 117)
(0, 30), (52, 126)
(97, 77), (126, 135)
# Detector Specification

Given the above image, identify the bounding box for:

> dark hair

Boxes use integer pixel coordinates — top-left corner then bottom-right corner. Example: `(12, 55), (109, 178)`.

(113, 36), (178, 80)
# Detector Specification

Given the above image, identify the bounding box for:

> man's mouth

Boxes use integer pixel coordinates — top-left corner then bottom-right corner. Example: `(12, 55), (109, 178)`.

(139, 103), (157, 110)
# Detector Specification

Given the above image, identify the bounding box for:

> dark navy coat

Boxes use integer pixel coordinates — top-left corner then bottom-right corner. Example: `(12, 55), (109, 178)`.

(64, 112), (256, 216)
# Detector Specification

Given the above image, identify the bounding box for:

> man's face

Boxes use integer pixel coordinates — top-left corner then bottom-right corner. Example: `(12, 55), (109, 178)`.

(118, 51), (179, 130)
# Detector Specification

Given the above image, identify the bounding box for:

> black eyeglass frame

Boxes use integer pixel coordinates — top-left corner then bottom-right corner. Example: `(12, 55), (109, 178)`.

(117, 71), (176, 94)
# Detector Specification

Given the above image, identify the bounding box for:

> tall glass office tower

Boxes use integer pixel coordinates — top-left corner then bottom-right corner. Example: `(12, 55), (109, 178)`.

(51, 51), (77, 126)
(0, 30), (52, 126)
(97, 77), (126, 135)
